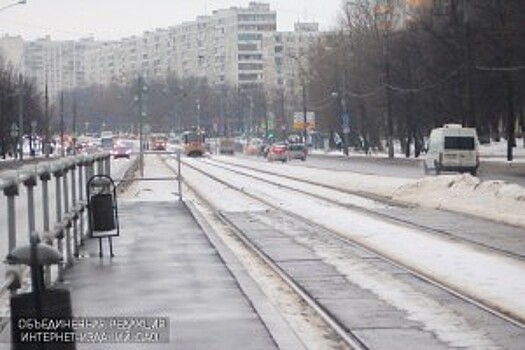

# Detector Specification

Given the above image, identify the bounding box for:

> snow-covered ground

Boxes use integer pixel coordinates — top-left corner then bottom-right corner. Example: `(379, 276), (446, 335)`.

(183, 156), (525, 333)
(393, 174), (525, 227)
(213, 154), (525, 228)
(311, 138), (525, 162)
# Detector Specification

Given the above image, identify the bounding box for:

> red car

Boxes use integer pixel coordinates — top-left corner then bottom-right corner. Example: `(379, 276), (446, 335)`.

(111, 143), (132, 159)
(266, 143), (288, 162)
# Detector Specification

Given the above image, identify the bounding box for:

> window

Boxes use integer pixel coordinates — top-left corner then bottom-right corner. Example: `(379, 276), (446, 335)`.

(444, 137), (475, 150)
(239, 63), (263, 70)
(238, 33), (262, 41)
(238, 43), (258, 51)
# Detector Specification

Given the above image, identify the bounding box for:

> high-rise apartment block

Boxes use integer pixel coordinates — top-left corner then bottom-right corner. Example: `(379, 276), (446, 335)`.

(0, 2), (321, 101)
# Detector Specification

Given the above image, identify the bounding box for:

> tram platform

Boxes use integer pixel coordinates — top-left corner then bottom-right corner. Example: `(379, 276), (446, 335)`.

(64, 200), (281, 349)
(0, 154), (302, 349)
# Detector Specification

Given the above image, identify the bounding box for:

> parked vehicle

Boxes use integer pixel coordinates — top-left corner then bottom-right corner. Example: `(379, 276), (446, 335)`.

(423, 124), (479, 175)
(287, 143), (307, 161)
(267, 143), (288, 162)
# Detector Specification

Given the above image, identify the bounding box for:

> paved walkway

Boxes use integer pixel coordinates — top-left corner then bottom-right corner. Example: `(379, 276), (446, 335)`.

(0, 155), (297, 349)
(64, 200), (279, 349)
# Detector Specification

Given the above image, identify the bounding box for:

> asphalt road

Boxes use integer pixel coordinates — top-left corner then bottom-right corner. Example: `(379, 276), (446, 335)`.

(299, 153), (525, 187)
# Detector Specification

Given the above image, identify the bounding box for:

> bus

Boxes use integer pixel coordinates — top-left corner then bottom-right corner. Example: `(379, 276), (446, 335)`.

(100, 131), (114, 150)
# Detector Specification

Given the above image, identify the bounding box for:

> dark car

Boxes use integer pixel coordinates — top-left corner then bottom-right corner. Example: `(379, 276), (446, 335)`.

(287, 143), (307, 161)
(111, 144), (132, 159)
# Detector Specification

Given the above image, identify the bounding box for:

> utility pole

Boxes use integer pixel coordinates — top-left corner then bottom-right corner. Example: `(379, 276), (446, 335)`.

(137, 76), (145, 177)
(248, 95), (254, 140)
(462, 0), (475, 128)
(302, 79), (307, 144)
(196, 99), (201, 129)
(384, 35), (394, 159)
(60, 91), (65, 157)
(72, 96), (77, 155)
(44, 81), (50, 157)
(341, 69), (350, 156)
(17, 73), (23, 160)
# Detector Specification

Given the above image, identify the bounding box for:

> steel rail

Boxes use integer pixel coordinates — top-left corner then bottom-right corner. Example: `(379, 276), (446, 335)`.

(180, 156), (525, 330)
(169, 157), (368, 350)
(203, 157), (525, 261)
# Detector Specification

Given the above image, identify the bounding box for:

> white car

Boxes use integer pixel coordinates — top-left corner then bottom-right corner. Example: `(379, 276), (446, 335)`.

(423, 124), (480, 176)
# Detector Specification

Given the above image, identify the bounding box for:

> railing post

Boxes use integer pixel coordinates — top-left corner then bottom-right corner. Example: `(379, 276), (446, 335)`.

(3, 175), (19, 252)
(39, 164), (53, 287)
(105, 155), (111, 176)
(53, 165), (65, 280)
(84, 158), (95, 242)
(70, 161), (79, 258)
(96, 156), (104, 176)
(21, 168), (38, 238)
(39, 165), (52, 238)
(62, 162), (73, 267)
(77, 158), (85, 246)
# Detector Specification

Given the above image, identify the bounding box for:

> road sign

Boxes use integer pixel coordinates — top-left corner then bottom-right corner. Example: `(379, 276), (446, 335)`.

(340, 112), (350, 130)
(293, 112), (315, 131)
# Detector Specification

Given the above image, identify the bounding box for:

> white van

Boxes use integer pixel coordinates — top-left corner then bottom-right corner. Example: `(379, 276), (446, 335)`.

(423, 124), (480, 175)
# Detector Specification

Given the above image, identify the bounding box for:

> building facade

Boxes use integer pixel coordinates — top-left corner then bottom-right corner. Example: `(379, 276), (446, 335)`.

(0, 2), (320, 104)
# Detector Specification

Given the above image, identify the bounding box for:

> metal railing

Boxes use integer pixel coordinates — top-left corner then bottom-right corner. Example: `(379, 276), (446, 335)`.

(0, 152), (111, 293)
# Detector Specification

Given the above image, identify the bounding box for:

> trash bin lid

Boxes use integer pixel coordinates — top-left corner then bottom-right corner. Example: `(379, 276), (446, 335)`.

(6, 243), (63, 266)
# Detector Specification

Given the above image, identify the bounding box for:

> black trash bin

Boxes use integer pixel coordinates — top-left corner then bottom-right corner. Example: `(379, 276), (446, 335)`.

(90, 193), (115, 231)
(10, 289), (74, 349)
(6, 234), (75, 349)
(87, 174), (120, 257)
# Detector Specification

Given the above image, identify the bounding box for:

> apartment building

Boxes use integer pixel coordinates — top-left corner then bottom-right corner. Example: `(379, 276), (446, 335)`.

(0, 35), (23, 68)
(0, 2), (320, 102)
(262, 22), (321, 129)
(81, 2), (276, 88)
(0, 35), (93, 100)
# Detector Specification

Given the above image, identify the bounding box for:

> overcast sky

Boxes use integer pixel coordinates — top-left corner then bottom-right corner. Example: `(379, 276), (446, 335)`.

(0, 0), (344, 41)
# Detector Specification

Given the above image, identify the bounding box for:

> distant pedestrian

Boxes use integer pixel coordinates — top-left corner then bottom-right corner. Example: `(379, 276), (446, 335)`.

(363, 137), (370, 155)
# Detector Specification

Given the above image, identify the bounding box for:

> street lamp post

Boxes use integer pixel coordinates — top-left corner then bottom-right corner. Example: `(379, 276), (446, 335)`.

(43, 80), (50, 157)
(17, 73), (24, 160)
(10, 123), (18, 159)
(301, 79), (307, 144)
(72, 96), (77, 155)
(289, 53), (309, 144)
(195, 99), (201, 129)
(60, 91), (65, 156)
(135, 76), (147, 177)
(374, 2), (395, 158)
(30, 120), (36, 156)
(248, 95), (253, 140)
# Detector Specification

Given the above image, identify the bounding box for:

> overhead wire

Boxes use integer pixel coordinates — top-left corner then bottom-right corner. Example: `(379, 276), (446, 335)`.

(475, 64), (525, 72)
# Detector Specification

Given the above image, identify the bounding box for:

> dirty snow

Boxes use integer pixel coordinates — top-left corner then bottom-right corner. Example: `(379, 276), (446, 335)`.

(182, 157), (525, 333)
(212, 154), (525, 228)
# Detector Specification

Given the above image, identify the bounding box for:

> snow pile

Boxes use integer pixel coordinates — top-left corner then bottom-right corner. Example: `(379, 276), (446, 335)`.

(392, 174), (525, 227)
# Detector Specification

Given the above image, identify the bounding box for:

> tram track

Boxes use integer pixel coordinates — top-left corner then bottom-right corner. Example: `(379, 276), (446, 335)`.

(201, 156), (525, 261)
(160, 154), (525, 349)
